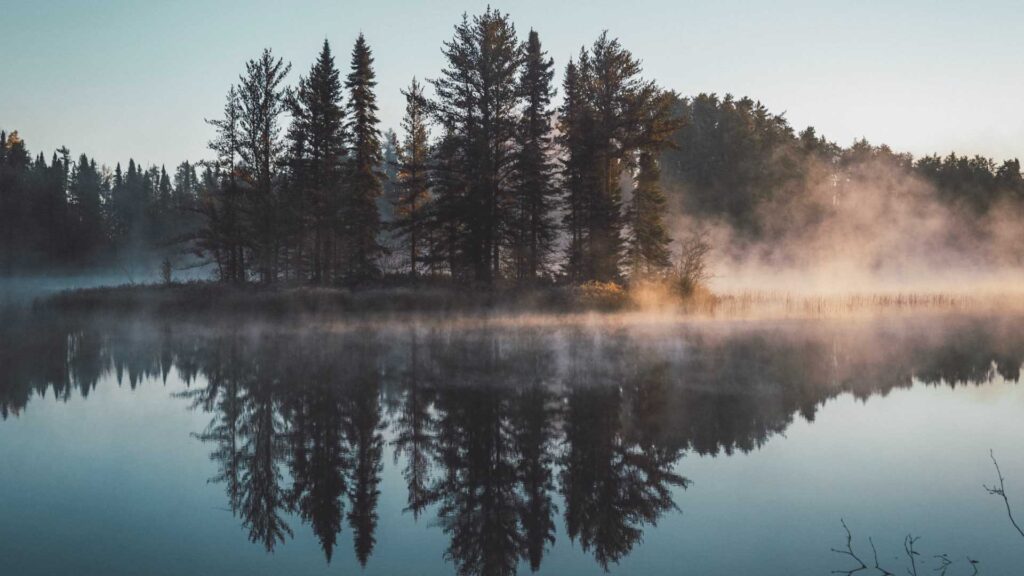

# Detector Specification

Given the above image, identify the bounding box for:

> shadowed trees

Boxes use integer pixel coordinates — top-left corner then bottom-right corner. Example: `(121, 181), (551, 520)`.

(342, 34), (385, 283)
(429, 8), (524, 284)
(286, 40), (348, 284)
(391, 78), (432, 279)
(508, 30), (559, 283)
(5, 9), (1024, 283)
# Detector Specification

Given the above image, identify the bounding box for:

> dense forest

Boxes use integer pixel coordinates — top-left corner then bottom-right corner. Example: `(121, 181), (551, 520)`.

(2, 7), (1022, 287)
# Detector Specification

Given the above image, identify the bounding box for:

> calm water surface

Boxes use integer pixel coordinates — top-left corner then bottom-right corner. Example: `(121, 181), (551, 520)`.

(1, 313), (1023, 575)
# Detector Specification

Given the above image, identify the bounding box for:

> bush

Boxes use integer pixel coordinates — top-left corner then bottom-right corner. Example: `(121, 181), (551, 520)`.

(673, 231), (712, 297)
(574, 281), (629, 310)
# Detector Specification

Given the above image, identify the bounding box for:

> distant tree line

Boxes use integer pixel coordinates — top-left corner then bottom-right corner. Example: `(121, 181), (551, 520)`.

(3, 7), (1023, 283)
(661, 93), (1024, 244)
(0, 131), (200, 276)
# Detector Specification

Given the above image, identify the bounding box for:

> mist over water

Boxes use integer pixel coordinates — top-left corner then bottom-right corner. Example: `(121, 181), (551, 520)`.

(670, 150), (1024, 297)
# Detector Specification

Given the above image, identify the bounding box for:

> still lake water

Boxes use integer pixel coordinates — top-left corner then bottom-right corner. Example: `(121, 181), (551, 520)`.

(1, 312), (1023, 575)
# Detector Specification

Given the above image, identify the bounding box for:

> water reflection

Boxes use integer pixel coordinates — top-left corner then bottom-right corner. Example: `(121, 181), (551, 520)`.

(1, 315), (1022, 574)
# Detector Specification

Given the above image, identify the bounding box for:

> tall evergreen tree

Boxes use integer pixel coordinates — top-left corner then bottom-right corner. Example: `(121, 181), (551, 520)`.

(343, 33), (384, 282)
(392, 78), (432, 279)
(626, 90), (680, 277)
(431, 8), (524, 283)
(202, 86), (248, 282)
(509, 29), (557, 282)
(288, 39), (347, 283)
(237, 48), (292, 283)
(68, 154), (106, 260)
(558, 33), (664, 283)
(557, 57), (594, 283)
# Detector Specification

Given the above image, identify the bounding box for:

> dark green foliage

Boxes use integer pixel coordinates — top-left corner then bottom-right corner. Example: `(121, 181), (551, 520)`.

(287, 39), (348, 284)
(430, 8), (524, 284)
(6, 9), (1024, 287)
(342, 34), (384, 283)
(558, 34), (672, 283)
(392, 78), (432, 278)
(626, 89), (681, 277)
(0, 131), (198, 276)
(509, 30), (558, 282)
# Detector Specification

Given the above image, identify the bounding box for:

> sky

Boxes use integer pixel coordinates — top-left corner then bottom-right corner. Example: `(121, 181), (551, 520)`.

(3, 0), (1024, 169)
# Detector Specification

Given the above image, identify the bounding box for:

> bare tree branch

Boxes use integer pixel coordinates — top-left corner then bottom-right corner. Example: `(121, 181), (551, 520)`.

(984, 449), (1024, 540)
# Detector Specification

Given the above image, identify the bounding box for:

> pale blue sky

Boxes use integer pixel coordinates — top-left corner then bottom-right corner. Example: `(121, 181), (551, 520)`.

(3, 0), (1023, 168)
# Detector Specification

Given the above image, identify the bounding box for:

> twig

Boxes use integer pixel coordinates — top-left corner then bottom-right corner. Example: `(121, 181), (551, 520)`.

(831, 520), (896, 575)
(904, 535), (920, 576)
(983, 449), (1024, 540)
(832, 519), (869, 575)
(869, 537), (895, 575)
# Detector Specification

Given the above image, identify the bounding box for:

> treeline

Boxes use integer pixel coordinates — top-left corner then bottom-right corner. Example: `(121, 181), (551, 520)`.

(196, 9), (680, 286)
(0, 132), (201, 275)
(4, 7), (1024, 284)
(661, 93), (1024, 242)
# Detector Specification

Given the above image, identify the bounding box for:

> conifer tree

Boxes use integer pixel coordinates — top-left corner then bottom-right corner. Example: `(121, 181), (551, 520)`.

(203, 86), (247, 282)
(392, 78), (432, 279)
(626, 90), (680, 277)
(68, 154), (106, 260)
(558, 33), (666, 283)
(431, 8), (524, 283)
(510, 29), (557, 282)
(343, 33), (384, 282)
(557, 57), (593, 283)
(237, 48), (291, 283)
(288, 39), (347, 283)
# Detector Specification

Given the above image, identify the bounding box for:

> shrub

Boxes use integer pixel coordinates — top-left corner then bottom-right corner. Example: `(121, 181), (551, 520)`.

(574, 281), (629, 310)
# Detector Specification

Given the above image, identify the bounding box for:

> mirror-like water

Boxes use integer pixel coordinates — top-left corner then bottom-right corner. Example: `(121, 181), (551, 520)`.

(1, 313), (1022, 575)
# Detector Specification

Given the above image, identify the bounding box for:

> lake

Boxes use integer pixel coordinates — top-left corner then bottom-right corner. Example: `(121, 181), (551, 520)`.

(1, 312), (1022, 575)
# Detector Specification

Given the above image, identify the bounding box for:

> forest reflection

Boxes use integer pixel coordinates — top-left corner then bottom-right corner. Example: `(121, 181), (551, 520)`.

(1, 315), (1022, 574)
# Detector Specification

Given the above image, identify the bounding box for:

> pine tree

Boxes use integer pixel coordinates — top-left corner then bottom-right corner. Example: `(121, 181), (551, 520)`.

(558, 33), (666, 283)
(431, 8), (524, 283)
(392, 78), (432, 279)
(68, 154), (106, 260)
(203, 86), (247, 282)
(288, 39), (347, 283)
(237, 49), (292, 283)
(510, 29), (557, 283)
(557, 57), (593, 283)
(343, 33), (384, 283)
(626, 90), (680, 278)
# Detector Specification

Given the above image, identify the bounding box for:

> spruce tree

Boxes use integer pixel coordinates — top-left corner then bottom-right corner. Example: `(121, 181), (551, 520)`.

(510, 29), (557, 282)
(392, 78), (432, 279)
(68, 154), (105, 260)
(203, 86), (247, 282)
(626, 90), (680, 278)
(237, 48), (291, 283)
(557, 57), (593, 283)
(343, 33), (384, 282)
(288, 39), (347, 283)
(431, 8), (524, 283)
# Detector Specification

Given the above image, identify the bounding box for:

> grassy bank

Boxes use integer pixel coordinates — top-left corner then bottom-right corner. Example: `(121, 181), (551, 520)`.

(33, 280), (1024, 321)
(34, 281), (636, 318)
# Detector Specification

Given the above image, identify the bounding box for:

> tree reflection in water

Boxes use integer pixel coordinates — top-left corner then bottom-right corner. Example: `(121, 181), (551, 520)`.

(2, 315), (1023, 574)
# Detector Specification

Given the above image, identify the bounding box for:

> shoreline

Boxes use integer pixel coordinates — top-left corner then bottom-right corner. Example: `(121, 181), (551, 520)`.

(26, 281), (1024, 323)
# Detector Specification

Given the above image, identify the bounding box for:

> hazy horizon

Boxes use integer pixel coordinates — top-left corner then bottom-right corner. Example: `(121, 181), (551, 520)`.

(4, 0), (1024, 168)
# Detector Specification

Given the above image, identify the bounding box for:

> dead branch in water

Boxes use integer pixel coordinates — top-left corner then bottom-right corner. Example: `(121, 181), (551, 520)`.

(830, 519), (894, 575)
(984, 450), (1024, 540)
(831, 521), (980, 576)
